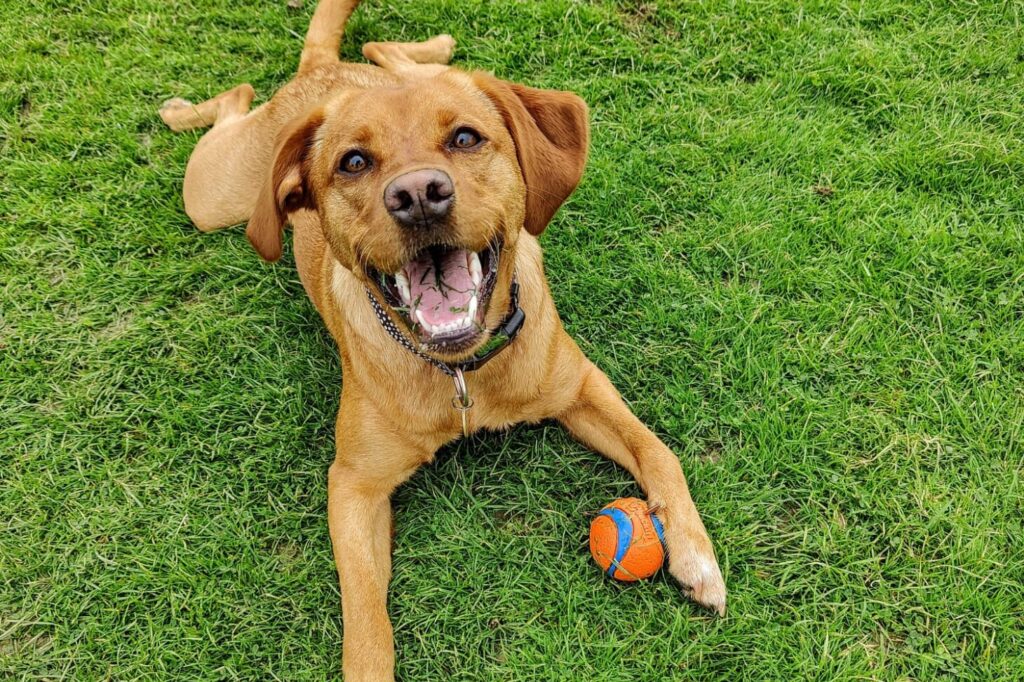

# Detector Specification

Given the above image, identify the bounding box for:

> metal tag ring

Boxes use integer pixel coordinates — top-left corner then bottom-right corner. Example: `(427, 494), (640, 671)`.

(451, 396), (475, 411)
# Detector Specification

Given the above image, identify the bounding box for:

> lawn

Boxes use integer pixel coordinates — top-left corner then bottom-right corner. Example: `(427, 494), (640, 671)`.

(2, 0), (1023, 679)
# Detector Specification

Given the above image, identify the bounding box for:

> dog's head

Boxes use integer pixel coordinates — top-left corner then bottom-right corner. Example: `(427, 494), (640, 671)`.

(246, 70), (588, 359)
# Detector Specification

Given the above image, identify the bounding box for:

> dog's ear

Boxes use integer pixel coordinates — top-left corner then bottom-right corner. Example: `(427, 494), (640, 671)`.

(246, 109), (325, 261)
(473, 74), (589, 235)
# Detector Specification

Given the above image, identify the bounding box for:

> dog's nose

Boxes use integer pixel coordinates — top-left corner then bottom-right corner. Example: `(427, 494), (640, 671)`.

(384, 169), (454, 228)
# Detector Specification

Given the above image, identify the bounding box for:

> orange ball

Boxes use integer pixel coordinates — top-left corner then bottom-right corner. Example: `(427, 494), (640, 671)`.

(589, 497), (666, 581)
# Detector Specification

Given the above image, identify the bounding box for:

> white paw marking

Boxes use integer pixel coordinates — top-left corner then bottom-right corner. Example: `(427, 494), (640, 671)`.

(159, 97), (192, 112)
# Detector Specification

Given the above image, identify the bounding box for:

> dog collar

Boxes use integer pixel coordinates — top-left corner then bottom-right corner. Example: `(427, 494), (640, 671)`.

(364, 278), (525, 435)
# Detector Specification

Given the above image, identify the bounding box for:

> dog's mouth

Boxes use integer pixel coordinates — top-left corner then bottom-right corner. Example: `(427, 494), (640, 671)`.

(369, 240), (501, 350)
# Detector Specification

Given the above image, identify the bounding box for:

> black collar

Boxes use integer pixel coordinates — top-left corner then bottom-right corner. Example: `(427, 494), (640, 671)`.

(364, 278), (525, 379)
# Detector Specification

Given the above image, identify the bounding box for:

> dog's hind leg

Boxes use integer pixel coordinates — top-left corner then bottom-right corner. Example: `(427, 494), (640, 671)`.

(362, 34), (456, 70)
(159, 84), (271, 232)
(299, 0), (363, 75)
(159, 82), (255, 133)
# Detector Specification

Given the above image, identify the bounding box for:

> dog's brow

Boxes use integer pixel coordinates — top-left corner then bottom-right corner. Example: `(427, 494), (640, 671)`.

(352, 126), (375, 145)
(434, 109), (459, 129)
(312, 124), (327, 154)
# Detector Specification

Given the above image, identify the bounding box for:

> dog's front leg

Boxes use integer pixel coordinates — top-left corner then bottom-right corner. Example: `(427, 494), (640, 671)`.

(557, 361), (727, 615)
(328, 397), (428, 681)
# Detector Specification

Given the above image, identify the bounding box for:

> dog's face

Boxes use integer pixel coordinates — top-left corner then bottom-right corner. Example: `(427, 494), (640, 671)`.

(247, 70), (588, 359)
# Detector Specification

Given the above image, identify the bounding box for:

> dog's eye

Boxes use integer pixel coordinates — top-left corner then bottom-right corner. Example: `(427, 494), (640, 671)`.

(339, 150), (370, 174)
(450, 127), (482, 150)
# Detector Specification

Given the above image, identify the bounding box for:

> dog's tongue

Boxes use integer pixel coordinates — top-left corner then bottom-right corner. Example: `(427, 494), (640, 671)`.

(404, 248), (476, 328)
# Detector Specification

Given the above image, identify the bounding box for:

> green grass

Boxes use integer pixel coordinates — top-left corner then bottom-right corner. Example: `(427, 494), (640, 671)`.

(2, 0), (1023, 679)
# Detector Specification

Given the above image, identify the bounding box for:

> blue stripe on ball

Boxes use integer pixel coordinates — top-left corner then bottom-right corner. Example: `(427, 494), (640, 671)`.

(651, 514), (666, 546)
(598, 508), (633, 578)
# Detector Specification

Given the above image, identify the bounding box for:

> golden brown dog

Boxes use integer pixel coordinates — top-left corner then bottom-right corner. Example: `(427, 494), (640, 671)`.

(160, 1), (725, 677)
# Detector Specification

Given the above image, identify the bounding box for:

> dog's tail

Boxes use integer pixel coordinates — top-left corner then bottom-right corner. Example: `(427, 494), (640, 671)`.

(298, 0), (362, 75)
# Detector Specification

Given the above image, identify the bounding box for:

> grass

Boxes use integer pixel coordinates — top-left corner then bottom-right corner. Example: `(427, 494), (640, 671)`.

(2, 0), (1023, 679)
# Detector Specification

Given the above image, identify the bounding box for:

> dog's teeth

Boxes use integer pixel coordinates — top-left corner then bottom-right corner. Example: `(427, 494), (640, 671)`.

(415, 309), (433, 334)
(468, 295), (478, 321)
(395, 271), (411, 305)
(469, 252), (482, 286)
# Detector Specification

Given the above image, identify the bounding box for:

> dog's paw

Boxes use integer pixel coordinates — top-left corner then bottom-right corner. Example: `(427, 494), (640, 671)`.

(663, 528), (726, 615)
(669, 550), (726, 615)
(431, 34), (456, 63)
(159, 97), (192, 114)
(159, 98), (196, 131)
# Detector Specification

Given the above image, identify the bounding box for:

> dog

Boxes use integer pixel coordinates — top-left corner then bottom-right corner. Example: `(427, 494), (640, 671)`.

(160, 1), (725, 677)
